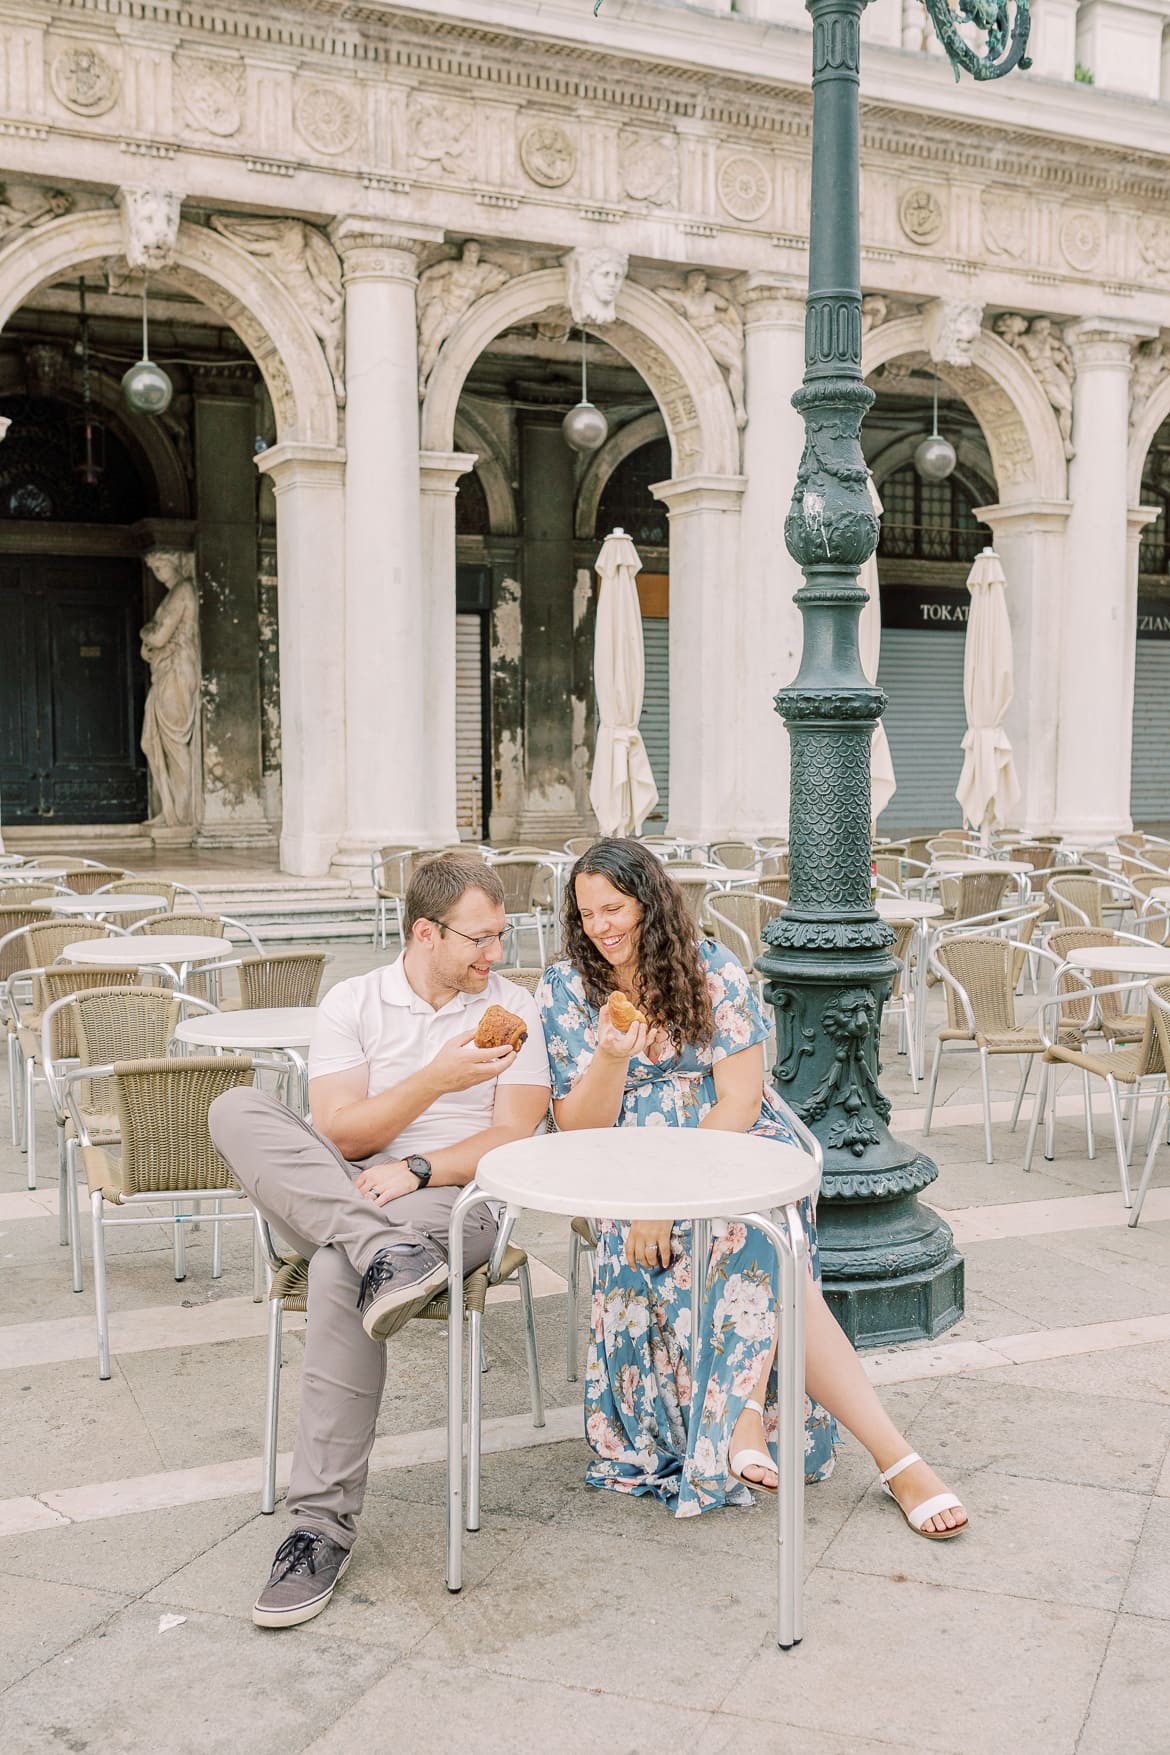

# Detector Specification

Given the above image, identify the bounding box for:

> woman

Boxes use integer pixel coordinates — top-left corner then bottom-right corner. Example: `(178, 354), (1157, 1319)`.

(538, 838), (966, 1537)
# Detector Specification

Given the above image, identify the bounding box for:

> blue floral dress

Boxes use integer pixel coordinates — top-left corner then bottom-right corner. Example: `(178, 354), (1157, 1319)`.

(537, 940), (837, 1518)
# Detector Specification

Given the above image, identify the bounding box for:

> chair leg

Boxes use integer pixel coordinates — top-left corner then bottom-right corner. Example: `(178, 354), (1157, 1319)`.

(1023, 1060), (1047, 1171)
(1083, 1070), (1095, 1160)
(1125, 1083), (1142, 1168)
(516, 1259), (545, 1429)
(1044, 1061), (1058, 1161)
(252, 1226), (265, 1303)
(467, 1308), (483, 1534)
(8, 1030), (21, 1146)
(1107, 1076), (1133, 1208)
(922, 1039), (943, 1137)
(904, 1001), (919, 1094)
(57, 1120), (69, 1248)
(67, 1138), (83, 1294)
(566, 1228), (581, 1384)
(261, 1293), (282, 1515)
(1009, 1056), (1030, 1133)
(24, 1052), (36, 1185)
(173, 1214), (187, 1281)
(979, 1047), (993, 1165)
(1129, 1094), (1165, 1228)
(210, 1196), (223, 1280)
(92, 1192), (111, 1380)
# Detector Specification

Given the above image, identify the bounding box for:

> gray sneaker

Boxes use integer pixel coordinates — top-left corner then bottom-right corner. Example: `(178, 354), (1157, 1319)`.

(358, 1242), (448, 1341)
(252, 1528), (351, 1629)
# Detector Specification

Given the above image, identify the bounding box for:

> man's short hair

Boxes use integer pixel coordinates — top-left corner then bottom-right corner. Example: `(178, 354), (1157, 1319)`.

(405, 854), (505, 934)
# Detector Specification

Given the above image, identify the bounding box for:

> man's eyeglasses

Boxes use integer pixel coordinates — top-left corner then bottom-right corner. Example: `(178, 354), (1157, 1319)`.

(428, 919), (510, 952)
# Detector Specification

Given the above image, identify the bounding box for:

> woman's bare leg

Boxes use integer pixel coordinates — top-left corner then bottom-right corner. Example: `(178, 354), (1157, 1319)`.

(729, 1278), (967, 1535)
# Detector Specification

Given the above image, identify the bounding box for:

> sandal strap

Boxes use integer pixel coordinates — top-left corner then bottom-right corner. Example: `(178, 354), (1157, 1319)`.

(730, 1447), (776, 1477)
(878, 1451), (921, 1485)
(744, 1398), (766, 1416)
(905, 1493), (963, 1532)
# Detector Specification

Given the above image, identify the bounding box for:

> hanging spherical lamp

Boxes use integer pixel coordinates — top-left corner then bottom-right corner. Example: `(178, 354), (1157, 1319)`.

(913, 376), (956, 482)
(122, 277), (173, 416)
(562, 329), (608, 453)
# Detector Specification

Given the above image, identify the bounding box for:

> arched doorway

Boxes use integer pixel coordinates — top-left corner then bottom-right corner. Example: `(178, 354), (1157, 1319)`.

(1132, 428), (1170, 826)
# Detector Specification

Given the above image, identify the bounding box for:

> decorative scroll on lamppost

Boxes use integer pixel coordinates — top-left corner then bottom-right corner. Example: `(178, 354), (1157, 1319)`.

(762, 0), (1032, 1344)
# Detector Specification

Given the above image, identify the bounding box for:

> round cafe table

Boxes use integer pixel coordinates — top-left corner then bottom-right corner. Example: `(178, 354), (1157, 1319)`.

(1066, 944), (1170, 977)
(932, 858), (1033, 877)
(173, 1007), (317, 1111)
(445, 1126), (820, 1650)
(61, 934), (232, 985)
(32, 893), (168, 918)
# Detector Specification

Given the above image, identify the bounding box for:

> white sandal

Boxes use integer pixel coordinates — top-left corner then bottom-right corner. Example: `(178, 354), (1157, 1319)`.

(879, 1452), (967, 1540)
(729, 1399), (777, 1496)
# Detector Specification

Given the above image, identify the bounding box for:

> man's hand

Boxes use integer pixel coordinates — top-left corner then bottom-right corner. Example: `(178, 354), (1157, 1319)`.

(625, 1219), (675, 1272)
(354, 1160), (419, 1206)
(428, 1030), (517, 1093)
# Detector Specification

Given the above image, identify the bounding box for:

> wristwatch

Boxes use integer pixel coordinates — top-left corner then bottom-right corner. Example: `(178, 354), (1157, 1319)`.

(406, 1154), (433, 1189)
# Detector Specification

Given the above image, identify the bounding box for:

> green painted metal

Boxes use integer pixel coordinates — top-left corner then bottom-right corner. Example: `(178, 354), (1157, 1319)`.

(758, 0), (1032, 1345)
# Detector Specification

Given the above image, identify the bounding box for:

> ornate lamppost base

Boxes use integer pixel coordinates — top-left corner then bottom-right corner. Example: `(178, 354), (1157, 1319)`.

(815, 1188), (964, 1348)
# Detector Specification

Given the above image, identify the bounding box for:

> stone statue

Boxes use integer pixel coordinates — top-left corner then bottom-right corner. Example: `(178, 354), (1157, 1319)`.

(995, 313), (1075, 460)
(118, 186), (182, 272)
(417, 241), (509, 396)
(140, 550), (202, 829)
(565, 246), (628, 327)
(860, 294), (889, 336)
(924, 298), (984, 367)
(209, 215), (344, 395)
(655, 270), (747, 429)
(1131, 338), (1169, 430)
(0, 183), (71, 239)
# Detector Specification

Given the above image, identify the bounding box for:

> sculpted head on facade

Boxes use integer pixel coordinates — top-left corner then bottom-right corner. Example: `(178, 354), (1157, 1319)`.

(146, 548), (195, 593)
(924, 298), (984, 368)
(118, 186), (182, 273)
(566, 246), (628, 327)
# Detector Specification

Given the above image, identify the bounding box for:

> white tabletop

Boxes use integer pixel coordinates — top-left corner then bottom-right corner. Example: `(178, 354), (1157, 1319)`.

(173, 1007), (317, 1050)
(62, 935), (232, 968)
(1067, 945), (1170, 976)
(933, 858), (1032, 876)
(32, 893), (167, 916)
(476, 1126), (818, 1220)
(3, 865), (76, 881)
(876, 897), (944, 922)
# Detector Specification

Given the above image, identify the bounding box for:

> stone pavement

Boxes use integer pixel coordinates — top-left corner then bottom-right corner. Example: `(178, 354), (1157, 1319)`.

(2, 939), (1170, 1753)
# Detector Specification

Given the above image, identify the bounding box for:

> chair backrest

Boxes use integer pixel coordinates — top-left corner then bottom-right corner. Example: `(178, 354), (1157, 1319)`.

(1146, 980), (1170, 1085)
(22, 920), (114, 974)
(113, 1055), (255, 1194)
(0, 908), (68, 982)
(955, 870), (1012, 920)
(59, 867), (127, 894)
(928, 833), (973, 855)
(904, 837), (934, 867)
(0, 882), (61, 905)
(754, 874), (790, 904)
(489, 857), (552, 914)
(36, 970), (140, 1060)
(706, 893), (761, 964)
(1049, 876), (1105, 929)
(136, 912), (226, 937)
(563, 837), (597, 858)
(237, 951), (326, 1010)
(73, 988), (182, 1118)
(873, 855), (905, 886)
(502, 968), (544, 995)
(934, 936), (1017, 1036)
(709, 841), (758, 870)
(1047, 926), (1141, 1026)
(373, 847), (414, 893)
(670, 875), (713, 924)
(887, 918), (917, 997)
(97, 878), (179, 912)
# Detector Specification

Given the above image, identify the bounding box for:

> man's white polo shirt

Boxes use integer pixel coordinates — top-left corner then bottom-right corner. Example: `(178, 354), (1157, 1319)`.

(308, 955), (550, 1162)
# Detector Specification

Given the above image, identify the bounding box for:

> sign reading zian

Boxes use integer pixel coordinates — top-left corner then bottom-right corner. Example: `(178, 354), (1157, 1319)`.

(1137, 599), (1170, 640)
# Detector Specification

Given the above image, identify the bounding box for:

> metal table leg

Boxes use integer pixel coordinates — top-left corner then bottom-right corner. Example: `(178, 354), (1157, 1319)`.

(743, 1203), (807, 1651)
(446, 1180), (492, 1593)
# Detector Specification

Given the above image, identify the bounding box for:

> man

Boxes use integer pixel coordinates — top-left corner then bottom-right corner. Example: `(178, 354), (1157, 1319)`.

(209, 856), (551, 1629)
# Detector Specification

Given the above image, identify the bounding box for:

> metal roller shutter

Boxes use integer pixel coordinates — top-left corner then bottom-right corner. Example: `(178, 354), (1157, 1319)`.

(455, 613), (485, 839)
(639, 616), (670, 828)
(875, 628), (968, 834)
(1130, 642), (1170, 823)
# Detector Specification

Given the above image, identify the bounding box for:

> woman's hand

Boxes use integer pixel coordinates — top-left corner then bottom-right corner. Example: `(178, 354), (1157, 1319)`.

(597, 999), (652, 1063)
(625, 1219), (674, 1272)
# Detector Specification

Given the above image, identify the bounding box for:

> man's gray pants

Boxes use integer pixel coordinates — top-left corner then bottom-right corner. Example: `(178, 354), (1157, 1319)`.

(209, 1086), (497, 1549)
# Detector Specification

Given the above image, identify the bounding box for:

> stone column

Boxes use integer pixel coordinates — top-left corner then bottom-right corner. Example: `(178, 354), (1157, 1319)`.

(651, 474), (747, 843)
(329, 219), (450, 874)
(1055, 320), (1156, 839)
(192, 362), (271, 847)
(254, 443), (348, 876)
(420, 449), (477, 843)
(972, 498), (1072, 833)
(735, 274), (808, 838)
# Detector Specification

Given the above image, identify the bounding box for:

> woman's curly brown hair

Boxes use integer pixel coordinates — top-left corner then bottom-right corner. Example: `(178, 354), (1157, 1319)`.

(563, 838), (715, 1048)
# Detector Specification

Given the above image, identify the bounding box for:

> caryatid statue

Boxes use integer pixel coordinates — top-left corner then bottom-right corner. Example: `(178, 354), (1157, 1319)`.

(655, 270), (747, 429)
(140, 550), (202, 829)
(416, 240), (510, 397)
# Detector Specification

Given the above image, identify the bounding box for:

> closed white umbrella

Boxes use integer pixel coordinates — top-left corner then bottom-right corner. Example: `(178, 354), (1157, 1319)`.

(956, 546), (1021, 841)
(590, 527), (659, 836)
(858, 476), (897, 821)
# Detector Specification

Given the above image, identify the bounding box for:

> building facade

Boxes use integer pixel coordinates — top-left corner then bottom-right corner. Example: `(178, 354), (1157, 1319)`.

(0, 0), (1168, 873)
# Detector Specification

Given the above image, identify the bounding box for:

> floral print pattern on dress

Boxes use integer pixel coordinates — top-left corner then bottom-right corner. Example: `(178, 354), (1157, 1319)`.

(537, 940), (837, 1517)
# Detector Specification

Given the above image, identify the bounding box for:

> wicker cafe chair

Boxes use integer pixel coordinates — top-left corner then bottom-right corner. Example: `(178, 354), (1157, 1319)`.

(236, 951), (326, 1010)
(671, 873), (716, 927)
(563, 836), (598, 858)
(709, 840), (760, 871)
(923, 935), (1073, 1165)
(0, 882), (63, 905)
(1048, 875), (1128, 931)
(754, 874), (790, 905)
(1127, 981), (1170, 1227)
(254, 1217), (544, 1515)
(370, 845), (414, 949)
(1047, 929), (1147, 1046)
(882, 918), (921, 1093)
(129, 911), (262, 1001)
(487, 855), (558, 964)
(936, 869), (1013, 922)
(77, 1054), (258, 1378)
(1026, 978), (1167, 1206)
(92, 877), (184, 928)
(57, 866), (128, 895)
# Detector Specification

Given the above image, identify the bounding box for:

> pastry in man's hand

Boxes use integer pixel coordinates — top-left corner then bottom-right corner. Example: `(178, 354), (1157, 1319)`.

(608, 991), (647, 1033)
(475, 1004), (528, 1053)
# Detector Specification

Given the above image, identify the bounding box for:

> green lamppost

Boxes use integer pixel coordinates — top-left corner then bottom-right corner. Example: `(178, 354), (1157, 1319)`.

(762, 0), (1033, 1344)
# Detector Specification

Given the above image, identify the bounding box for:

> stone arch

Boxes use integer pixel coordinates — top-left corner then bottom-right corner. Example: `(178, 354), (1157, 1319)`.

(421, 267), (739, 478)
(575, 410), (667, 539)
(454, 406), (517, 537)
(868, 432), (996, 509)
(0, 210), (338, 447)
(864, 314), (1067, 504)
(1128, 369), (1170, 505)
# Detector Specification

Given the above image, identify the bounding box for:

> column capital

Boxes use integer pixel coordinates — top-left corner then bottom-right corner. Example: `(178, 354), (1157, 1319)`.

(419, 450), (477, 496)
(329, 217), (443, 286)
(737, 271), (805, 328)
(1064, 316), (1159, 371)
(255, 441), (347, 491)
(650, 473), (747, 513)
(973, 498), (1072, 534)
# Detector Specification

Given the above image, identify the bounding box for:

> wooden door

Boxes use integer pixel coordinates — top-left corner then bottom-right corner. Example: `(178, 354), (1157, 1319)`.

(0, 558), (148, 823)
